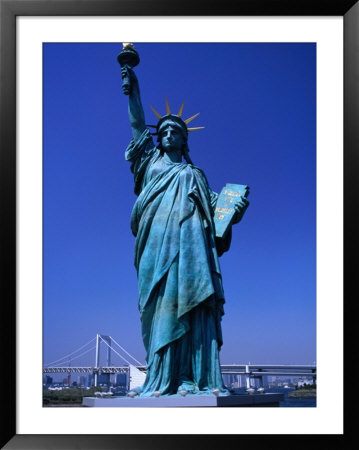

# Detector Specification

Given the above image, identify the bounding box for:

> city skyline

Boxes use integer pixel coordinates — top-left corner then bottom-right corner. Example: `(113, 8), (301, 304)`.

(43, 43), (316, 368)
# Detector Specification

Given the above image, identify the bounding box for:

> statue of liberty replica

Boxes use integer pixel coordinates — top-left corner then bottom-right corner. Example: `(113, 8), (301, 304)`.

(119, 44), (249, 397)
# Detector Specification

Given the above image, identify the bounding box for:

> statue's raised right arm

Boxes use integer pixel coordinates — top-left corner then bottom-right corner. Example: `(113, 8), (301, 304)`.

(121, 66), (146, 143)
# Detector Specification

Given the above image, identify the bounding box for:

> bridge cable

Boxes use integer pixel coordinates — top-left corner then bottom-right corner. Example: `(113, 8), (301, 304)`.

(44, 337), (96, 367)
(48, 346), (97, 367)
(98, 336), (134, 367)
(109, 335), (144, 366)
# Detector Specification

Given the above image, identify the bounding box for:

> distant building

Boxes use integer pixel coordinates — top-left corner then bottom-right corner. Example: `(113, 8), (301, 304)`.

(87, 374), (94, 387)
(297, 378), (314, 387)
(116, 373), (128, 388)
(251, 378), (262, 388)
(224, 374), (243, 388)
(267, 376), (277, 387)
(98, 374), (110, 385)
(43, 375), (53, 387)
(77, 376), (87, 387)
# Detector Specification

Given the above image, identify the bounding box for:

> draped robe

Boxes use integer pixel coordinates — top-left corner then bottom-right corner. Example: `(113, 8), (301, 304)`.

(126, 129), (231, 396)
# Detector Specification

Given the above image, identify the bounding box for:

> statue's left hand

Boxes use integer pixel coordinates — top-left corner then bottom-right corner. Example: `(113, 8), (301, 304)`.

(232, 197), (249, 224)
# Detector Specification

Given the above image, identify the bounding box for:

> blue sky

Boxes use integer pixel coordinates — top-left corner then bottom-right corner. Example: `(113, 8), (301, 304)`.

(43, 43), (316, 369)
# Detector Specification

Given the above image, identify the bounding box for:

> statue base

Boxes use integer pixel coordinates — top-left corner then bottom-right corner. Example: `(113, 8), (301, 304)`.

(82, 393), (284, 407)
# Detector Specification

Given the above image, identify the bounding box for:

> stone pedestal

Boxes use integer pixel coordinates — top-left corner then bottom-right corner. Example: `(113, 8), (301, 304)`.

(82, 393), (284, 407)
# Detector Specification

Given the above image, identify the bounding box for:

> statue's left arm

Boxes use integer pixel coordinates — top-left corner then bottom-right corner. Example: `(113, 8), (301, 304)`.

(209, 188), (249, 256)
(208, 188), (249, 225)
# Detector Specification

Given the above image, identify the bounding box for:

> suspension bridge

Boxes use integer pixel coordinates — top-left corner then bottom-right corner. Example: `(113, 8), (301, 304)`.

(43, 334), (316, 390)
(43, 334), (146, 389)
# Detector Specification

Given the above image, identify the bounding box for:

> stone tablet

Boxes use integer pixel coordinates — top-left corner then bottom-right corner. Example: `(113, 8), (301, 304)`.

(214, 183), (249, 238)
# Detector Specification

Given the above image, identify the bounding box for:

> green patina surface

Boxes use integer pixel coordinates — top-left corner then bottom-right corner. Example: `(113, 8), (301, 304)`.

(119, 45), (249, 397)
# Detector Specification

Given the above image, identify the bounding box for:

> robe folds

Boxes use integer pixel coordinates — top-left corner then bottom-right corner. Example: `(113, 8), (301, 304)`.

(126, 129), (231, 396)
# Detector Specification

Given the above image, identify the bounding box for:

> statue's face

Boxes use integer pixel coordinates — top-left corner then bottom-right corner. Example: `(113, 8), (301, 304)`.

(160, 125), (184, 153)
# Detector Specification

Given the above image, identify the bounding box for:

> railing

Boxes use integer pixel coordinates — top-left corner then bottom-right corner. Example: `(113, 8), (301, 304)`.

(43, 366), (146, 374)
(220, 364), (316, 388)
(221, 364), (316, 376)
(43, 364), (316, 376)
(43, 364), (316, 391)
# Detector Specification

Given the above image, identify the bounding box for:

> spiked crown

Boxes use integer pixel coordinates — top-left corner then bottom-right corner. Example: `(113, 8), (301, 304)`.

(147, 98), (204, 137)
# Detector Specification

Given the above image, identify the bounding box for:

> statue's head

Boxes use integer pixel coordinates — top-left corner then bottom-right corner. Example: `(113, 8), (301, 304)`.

(148, 100), (204, 163)
(157, 115), (188, 153)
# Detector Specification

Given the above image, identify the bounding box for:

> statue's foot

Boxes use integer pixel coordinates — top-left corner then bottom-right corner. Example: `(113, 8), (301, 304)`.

(216, 387), (231, 396)
(127, 391), (138, 398)
(196, 386), (231, 396)
(177, 382), (197, 396)
(127, 385), (143, 397)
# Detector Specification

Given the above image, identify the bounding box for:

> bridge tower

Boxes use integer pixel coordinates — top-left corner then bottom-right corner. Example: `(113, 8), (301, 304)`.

(245, 364), (251, 389)
(67, 357), (71, 386)
(94, 334), (112, 388)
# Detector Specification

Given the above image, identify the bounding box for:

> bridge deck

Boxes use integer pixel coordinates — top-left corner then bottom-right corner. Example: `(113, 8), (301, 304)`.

(43, 365), (316, 376)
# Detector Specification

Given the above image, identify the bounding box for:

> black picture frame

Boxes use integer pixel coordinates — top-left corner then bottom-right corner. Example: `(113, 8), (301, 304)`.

(1, 0), (356, 448)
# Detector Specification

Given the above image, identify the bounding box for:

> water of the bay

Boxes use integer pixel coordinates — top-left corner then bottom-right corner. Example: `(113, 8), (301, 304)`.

(264, 387), (316, 407)
(44, 388), (316, 407)
(231, 387), (316, 407)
